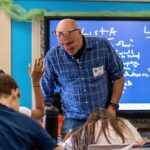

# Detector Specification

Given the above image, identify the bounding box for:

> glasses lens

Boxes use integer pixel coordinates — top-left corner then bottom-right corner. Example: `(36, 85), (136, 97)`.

(61, 32), (69, 38)
(53, 29), (79, 38)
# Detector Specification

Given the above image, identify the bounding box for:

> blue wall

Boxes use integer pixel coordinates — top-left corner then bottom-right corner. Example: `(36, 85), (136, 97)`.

(12, 20), (31, 107)
(12, 0), (150, 108)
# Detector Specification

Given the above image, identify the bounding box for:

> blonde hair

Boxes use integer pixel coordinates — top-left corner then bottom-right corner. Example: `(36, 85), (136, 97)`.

(71, 108), (134, 150)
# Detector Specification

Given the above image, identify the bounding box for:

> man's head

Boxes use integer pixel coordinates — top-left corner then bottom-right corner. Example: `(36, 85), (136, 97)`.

(54, 18), (83, 56)
(0, 74), (20, 111)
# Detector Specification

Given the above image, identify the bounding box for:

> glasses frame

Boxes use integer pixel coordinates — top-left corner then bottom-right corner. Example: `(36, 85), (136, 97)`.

(52, 29), (79, 38)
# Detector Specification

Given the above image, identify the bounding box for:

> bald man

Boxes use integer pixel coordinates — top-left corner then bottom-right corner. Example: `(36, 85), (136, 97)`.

(41, 19), (124, 138)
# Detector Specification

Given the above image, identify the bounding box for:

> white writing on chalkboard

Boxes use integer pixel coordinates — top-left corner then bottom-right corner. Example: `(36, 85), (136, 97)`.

(144, 25), (150, 39)
(82, 27), (117, 37)
(81, 25), (150, 95)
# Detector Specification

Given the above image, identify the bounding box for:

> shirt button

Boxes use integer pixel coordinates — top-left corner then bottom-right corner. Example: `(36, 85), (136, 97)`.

(82, 78), (84, 80)
(85, 101), (88, 104)
(84, 89), (86, 92)
(79, 66), (82, 69)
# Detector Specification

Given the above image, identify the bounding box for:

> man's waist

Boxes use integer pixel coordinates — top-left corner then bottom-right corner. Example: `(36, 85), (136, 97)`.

(64, 112), (89, 120)
(62, 98), (107, 110)
(63, 106), (106, 119)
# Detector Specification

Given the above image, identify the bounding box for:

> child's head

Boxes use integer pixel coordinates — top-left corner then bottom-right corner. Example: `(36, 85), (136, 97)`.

(87, 108), (114, 123)
(71, 108), (129, 150)
(0, 74), (20, 111)
(0, 69), (5, 74)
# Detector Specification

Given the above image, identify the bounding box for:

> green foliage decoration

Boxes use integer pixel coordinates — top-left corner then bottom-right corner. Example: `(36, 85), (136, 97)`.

(0, 0), (150, 22)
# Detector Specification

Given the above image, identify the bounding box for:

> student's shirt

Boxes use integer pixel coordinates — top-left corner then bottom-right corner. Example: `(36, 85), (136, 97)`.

(19, 106), (31, 116)
(64, 119), (142, 149)
(0, 104), (58, 150)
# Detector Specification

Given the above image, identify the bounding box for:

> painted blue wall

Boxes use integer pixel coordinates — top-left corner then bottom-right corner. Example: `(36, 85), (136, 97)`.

(12, 0), (150, 108)
(12, 20), (31, 107)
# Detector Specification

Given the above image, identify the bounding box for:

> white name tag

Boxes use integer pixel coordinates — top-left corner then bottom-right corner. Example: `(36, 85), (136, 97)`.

(93, 66), (104, 77)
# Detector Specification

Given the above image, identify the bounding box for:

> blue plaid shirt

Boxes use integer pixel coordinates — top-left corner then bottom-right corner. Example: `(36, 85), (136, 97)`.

(41, 37), (124, 119)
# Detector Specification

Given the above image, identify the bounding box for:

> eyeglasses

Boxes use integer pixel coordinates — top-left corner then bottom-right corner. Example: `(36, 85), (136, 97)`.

(52, 29), (79, 38)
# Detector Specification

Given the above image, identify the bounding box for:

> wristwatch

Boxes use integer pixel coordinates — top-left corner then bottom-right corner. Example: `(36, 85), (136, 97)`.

(109, 103), (119, 110)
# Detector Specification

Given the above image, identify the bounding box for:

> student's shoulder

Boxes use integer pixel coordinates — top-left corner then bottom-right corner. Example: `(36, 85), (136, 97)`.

(16, 109), (40, 126)
(120, 118), (135, 128)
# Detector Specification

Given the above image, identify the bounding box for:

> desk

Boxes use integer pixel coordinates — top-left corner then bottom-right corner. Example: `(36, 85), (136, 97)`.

(138, 128), (150, 139)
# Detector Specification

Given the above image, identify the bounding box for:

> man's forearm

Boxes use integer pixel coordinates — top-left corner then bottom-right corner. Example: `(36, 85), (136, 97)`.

(107, 75), (124, 116)
(110, 75), (125, 104)
(110, 76), (124, 104)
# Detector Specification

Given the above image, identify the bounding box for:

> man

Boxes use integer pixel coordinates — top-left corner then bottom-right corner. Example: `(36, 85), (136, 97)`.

(0, 74), (63, 150)
(41, 18), (124, 138)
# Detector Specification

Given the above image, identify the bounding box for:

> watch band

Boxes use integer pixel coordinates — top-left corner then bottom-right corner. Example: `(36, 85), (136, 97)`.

(109, 103), (119, 110)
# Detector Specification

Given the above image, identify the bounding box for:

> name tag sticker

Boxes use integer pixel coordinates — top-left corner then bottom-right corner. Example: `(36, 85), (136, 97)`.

(93, 66), (104, 77)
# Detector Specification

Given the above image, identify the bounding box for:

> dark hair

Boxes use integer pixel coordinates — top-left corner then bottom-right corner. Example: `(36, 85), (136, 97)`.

(0, 74), (18, 97)
(71, 108), (133, 150)
(0, 69), (5, 74)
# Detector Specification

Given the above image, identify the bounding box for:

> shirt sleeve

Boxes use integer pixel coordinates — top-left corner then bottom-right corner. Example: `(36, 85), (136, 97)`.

(34, 121), (58, 150)
(41, 51), (56, 102)
(104, 38), (124, 80)
(19, 107), (31, 117)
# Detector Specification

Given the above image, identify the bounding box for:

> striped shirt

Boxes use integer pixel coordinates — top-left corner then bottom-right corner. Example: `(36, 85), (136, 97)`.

(41, 37), (124, 119)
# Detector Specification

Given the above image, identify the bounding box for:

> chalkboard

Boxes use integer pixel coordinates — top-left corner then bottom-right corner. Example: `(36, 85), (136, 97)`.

(44, 17), (150, 114)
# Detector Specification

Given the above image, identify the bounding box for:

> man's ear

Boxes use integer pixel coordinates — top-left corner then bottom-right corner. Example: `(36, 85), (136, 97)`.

(11, 88), (19, 99)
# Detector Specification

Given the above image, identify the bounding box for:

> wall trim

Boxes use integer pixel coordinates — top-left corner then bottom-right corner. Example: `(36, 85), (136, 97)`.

(32, 20), (41, 108)
(0, 8), (11, 74)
